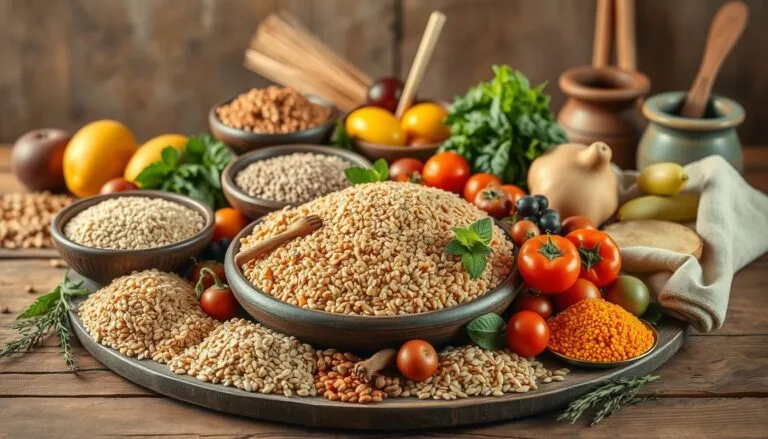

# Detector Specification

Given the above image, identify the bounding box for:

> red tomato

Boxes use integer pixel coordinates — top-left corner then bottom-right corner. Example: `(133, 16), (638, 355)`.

(100, 177), (138, 194)
(397, 339), (438, 381)
(473, 187), (511, 219)
(389, 157), (424, 183)
(213, 207), (248, 241)
(561, 216), (596, 235)
(422, 152), (471, 194)
(200, 284), (238, 321)
(517, 235), (580, 293)
(500, 184), (526, 210)
(463, 173), (502, 202)
(514, 290), (554, 320)
(189, 260), (226, 290)
(565, 229), (622, 288)
(505, 311), (550, 357)
(509, 219), (540, 247)
(554, 278), (602, 312)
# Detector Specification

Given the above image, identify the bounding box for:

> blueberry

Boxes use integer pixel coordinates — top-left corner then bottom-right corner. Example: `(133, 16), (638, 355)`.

(538, 209), (562, 234)
(515, 196), (540, 218)
(533, 195), (549, 211)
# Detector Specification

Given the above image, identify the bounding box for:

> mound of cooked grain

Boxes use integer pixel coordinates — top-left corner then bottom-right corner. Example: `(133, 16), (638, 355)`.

(63, 196), (205, 250)
(240, 182), (514, 315)
(169, 319), (317, 397)
(78, 269), (217, 363)
(402, 346), (569, 400)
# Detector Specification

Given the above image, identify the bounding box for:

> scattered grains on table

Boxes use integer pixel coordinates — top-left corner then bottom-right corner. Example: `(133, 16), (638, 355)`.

(0, 192), (73, 249)
(235, 152), (351, 204)
(24, 285), (35, 294)
(78, 269), (217, 363)
(241, 182), (514, 315)
(49, 258), (67, 268)
(548, 298), (656, 362)
(169, 318), (316, 397)
(1, 306), (10, 314)
(216, 86), (332, 133)
(314, 349), (399, 403)
(63, 196), (204, 250)
(402, 346), (568, 400)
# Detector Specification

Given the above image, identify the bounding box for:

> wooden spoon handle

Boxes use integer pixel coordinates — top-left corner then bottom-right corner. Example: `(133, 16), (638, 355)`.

(592, 0), (614, 69)
(680, 1), (748, 118)
(615, 0), (637, 71)
(235, 228), (304, 266)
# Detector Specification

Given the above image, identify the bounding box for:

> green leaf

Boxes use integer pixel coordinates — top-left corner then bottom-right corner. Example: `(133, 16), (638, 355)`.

(160, 146), (180, 168)
(462, 252), (487, 280)
(331, 121), (353, 150)
(469, 240), (493, 255)
(344, 167), (379, 185)
(18, 288), (61, 319)
(452, 227), (479, 248)
(466, 313), (507, 350)
(643, 303), (665, 326)
(134, 161), (172, 189)
(372, 159), (389, 181)
(444, 239), (469, 256)
(469, 218), (493, 245)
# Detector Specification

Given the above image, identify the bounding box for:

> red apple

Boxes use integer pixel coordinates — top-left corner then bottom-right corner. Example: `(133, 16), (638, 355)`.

(100, 178), (138, 194)
(11, 129), (71, 191)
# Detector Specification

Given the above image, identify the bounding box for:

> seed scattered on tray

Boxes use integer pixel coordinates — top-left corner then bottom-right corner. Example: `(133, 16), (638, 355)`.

(402, 346), (568, 400)
(314, 349), (400, 403)
(241, 182), (514, 315)
(216, 86), (332, 133)
(0, 192), (73, 249)
(170, 318), (317, 397)
(235, 152), (351, 204)
(78, 269), (217, 363)
(63, 196), (205, 250)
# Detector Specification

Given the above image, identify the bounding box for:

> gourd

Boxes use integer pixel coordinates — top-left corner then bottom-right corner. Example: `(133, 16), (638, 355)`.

(527, 142), (618, 226)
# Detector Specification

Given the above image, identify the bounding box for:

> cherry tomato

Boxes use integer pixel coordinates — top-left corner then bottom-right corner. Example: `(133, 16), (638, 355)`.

(213, 207), (248, 241)
(473, 187), (511, 219)
(514, 290), (554, 320)
(509, 219), (540, 247)
(389, 157), (424, 183)
(196, 267), (238, 321)
(422, 152), (471, 194)
(505, 311), (550, 357)
(554, 278), (601, 312)
(500, 184), (526, 211)
(561, 216), (596, 235)
(366, 76), (405, 113)
(397, 339), (438, 381)
(565, 229), (622, 288)
(188, 259), (226, 290)
(463, 173), (502, 202)
(517, 235), (580, 293)
(100, 177), (138, 194)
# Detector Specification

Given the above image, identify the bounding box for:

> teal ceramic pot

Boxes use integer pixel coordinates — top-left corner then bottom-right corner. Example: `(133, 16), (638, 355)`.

(637, 91), (745, 171)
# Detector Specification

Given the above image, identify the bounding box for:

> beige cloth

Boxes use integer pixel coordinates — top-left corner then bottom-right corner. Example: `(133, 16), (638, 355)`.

(616, 155), (768, 332)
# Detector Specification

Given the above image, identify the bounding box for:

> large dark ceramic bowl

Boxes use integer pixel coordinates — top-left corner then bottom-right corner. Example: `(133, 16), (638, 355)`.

(221, 144), (371, 220)
(224, 219), (518, 352)
(209, 94), (338, 154)
(51, 190), (214, 284)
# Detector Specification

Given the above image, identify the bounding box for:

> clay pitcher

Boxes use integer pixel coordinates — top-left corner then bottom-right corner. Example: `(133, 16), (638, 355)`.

(557, 66), (650, 170)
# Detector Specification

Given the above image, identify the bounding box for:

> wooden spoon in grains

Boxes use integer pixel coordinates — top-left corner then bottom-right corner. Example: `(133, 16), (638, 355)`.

(235, 215), (323, 266)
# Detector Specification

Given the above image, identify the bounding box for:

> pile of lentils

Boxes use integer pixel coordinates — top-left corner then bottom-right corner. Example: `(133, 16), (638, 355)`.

(63, 196), (205, 250)
(1, 192), (73, 249)
(216, 86), (332, 133)
(235, 152), (351, 204)
(240, 182), (515, 316)
(78, 269), (218, 363)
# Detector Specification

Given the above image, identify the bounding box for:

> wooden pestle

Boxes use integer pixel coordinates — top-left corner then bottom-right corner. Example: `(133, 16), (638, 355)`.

(592, 0), (614, 68)
(235, 215), (323, 266)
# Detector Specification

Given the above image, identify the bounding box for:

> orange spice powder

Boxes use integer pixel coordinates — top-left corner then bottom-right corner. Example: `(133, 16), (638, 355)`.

(548, 299), (655, 362)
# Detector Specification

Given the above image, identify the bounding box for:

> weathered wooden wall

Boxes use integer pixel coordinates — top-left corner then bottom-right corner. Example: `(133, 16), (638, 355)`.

(0, 0), (766, 144)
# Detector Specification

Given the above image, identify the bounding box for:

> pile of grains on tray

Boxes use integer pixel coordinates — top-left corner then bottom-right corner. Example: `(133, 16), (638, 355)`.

(216, 86), (332, 133)
(235, 152), (351, 204)
(63, 196), (205, 250)
(78, 269), (217, 363)
(402, 346), (569, 400)
(169, 319), (317, 397)
(240, 182), (514, 316)
(0, 192), (73, 249)
(315, 349), (401, 403)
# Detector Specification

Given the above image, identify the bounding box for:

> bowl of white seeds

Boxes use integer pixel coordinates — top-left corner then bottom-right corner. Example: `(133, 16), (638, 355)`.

(51, 191), (214, 284)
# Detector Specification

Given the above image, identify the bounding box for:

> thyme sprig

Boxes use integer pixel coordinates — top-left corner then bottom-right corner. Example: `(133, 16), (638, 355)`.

(558, 375), (661, 426)
(0, 278), (91, 374)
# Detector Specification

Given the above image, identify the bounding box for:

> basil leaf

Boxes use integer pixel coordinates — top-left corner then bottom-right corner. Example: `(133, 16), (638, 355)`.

(466, 313), (507, 350)
(462, 252), (487, 280)
(134, 161), (172, 189)
(160, 146), (180, 168)
(444, 239), (468, 256)
(345, 167), (378, 185)
(372, 159), (389, 182)
(469, 218), (493, 245)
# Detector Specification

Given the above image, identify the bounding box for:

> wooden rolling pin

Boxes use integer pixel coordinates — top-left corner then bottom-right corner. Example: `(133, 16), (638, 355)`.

(235, 215), (323, 266)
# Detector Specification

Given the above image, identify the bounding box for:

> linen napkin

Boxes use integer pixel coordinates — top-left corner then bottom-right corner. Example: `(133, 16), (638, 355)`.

(614, 155), (768, 332)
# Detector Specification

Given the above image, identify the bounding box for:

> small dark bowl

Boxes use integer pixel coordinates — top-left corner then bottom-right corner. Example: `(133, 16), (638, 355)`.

(51, 191), (214, 285)
(221, 144), (371, 220)
(224, 220), (518, 352)
(209, 94), (338, 154)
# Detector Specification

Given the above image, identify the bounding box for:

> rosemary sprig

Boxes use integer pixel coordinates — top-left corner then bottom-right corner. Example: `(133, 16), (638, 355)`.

(0, 278), (91, 374)
(558, 375), (660, 426)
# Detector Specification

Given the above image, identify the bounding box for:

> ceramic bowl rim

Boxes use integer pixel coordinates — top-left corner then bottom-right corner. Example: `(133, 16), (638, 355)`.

(642, 91), (745, 132)
(559, 65), (650, 102)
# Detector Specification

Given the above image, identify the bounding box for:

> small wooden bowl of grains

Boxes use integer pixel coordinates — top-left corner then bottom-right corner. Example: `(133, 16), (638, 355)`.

(209, 86), (338, 154)
(51, 191), (214, 284)
(221, 144), (371, 220)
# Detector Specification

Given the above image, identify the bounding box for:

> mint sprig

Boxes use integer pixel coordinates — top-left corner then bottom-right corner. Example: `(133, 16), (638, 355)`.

(445, 218), (494, 280)
(345, 158), (389, 185)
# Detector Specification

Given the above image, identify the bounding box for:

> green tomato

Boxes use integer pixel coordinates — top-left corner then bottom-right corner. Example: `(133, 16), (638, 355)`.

(605, 275), (650, 317)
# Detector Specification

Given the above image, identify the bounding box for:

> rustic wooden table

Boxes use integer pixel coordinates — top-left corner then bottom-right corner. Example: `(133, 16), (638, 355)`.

(1, 146), (767, 438)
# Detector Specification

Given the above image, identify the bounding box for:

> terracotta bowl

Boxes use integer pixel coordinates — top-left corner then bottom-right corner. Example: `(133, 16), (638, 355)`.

(224, 220), (518, 353)
(221, 144), (372, 220)
(51, 191), (214, 285)
(209, 94), (338, 154)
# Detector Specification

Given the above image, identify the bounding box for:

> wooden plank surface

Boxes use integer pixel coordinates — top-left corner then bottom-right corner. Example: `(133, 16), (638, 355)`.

(1, 146), (768, 436)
